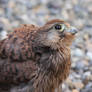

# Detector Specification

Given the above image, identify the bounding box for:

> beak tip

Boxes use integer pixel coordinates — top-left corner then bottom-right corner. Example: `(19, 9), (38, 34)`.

(70, 27), (78, 35)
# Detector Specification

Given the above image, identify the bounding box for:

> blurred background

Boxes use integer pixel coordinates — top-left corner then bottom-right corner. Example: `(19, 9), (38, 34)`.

(0, 0), (92, 92)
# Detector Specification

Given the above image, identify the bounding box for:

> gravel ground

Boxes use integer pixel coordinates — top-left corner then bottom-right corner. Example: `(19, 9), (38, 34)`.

(0, 0), (92, 92)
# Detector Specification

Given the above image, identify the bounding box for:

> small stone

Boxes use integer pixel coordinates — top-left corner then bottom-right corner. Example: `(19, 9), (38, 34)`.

(81, 88), (92, 92)
(73, 48), (84, 57)
(88, 5), (92, 12)
(85, 82), (92, 89)
(84, 72), (91, 77)
(0, 22), (4, 32)
(86, 52), (92, 61)
(0, 18), (12, 31)
(0, 0), (9, 5)
(75, 61), (85, 70)
(72, 89), (79, 92)
(83, 71), (92, 81)
(0, 30), (7, 40)
(83, 34), (89, 40)
(73, 82), (84, 89)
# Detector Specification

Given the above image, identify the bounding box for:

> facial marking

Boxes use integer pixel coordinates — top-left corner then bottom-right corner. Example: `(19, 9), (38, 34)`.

(47, 30), (60, 43)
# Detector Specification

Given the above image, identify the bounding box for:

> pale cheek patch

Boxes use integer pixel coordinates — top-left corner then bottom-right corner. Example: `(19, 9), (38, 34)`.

(47, 31), (60, 43)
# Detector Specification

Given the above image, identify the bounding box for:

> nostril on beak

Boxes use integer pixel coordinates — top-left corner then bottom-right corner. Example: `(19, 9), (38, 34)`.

(69, 27), (78, 35)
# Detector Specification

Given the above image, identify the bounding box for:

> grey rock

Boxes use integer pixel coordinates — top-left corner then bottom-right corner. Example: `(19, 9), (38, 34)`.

(75, 61), (85, 70)
(73, 48), (85, 57)
(85, 82), (92, 89)
(86, 52), (92, 61)
(0, 30), (7, 40)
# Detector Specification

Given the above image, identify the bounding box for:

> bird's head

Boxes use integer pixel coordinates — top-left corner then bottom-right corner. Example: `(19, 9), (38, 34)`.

(34, 19), (78, 49)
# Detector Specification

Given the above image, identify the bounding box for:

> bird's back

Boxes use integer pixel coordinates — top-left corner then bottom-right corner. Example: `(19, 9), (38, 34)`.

(0, 24), (39, 91)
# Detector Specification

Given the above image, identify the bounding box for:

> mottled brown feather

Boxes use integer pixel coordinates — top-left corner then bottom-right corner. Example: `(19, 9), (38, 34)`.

(0, 19), (76, 92)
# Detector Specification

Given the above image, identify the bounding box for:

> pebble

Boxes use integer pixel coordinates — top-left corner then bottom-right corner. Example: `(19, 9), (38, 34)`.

(73, 48), (84, 57)
(0, 30), (7, 40)
(86, 52), (92, 61)
(75, 61), (85, 69)
(72, 89), (79, 92)
(81, 88), (92, 92)
(85, 82), (92, 89)
(73, 81), (84, 89)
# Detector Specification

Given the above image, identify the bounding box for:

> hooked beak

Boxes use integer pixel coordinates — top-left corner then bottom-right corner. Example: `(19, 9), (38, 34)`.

(68, 26), (78, 35)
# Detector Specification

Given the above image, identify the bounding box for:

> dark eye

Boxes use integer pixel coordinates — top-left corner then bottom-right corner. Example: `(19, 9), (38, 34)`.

(54, 24), (65, 32)
(55, 24), (62, 30)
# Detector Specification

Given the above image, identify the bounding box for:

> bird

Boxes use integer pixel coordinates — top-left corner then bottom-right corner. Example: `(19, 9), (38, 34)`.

(0, 19), (78, 92)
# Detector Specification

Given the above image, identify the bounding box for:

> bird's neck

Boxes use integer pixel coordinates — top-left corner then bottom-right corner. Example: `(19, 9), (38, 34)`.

(33, 47), (71, 92)
(39, 46), (71, 72)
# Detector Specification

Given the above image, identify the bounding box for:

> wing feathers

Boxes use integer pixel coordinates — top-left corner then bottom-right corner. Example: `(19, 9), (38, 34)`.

(0, 24), (38, 61)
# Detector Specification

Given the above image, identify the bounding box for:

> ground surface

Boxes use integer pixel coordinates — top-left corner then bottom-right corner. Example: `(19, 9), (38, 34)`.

(0, 0), (92, 92)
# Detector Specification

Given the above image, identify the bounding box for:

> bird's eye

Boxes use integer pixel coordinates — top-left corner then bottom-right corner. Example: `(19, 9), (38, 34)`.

(54, 24), (65, 32)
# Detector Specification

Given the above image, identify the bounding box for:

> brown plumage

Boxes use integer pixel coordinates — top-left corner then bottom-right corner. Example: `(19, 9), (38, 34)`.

(0, 19), (78, 92)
